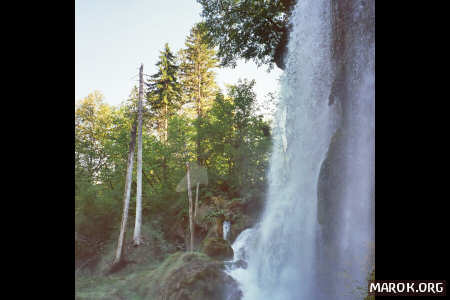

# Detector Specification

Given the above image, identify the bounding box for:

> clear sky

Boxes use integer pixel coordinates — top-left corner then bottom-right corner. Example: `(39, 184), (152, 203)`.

(75, 0), (282, 108)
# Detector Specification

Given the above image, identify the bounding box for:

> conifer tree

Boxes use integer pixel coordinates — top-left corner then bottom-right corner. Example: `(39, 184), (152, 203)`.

(146, 43), (181, 143)
(179, 25), (219, 166)
(178, 26), (218, 248)
(147, 44), (181, 191)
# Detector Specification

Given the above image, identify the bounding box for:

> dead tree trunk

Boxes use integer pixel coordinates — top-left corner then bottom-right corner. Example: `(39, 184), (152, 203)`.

(194, 182), (199, 222)
(162, 102), (168, 194)
(186, 162), (194, 251)
(112, 118), (137, 268)
(133, 64), (144, 246)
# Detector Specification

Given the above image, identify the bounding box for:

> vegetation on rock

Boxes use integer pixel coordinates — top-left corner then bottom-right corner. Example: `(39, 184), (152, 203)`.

(201, 236), (234, 261)
(76, 252), (242, 300)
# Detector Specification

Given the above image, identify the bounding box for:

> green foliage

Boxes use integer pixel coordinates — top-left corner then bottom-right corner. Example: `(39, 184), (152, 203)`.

(75, 29), (273, 274)
(201, 236), (234, 260)
(179, 25), (219, 118)
(216, 79), (272, 195)
(179, 25), (220, 166)
(197, 0), (297, 69)
(76, 252), (236, 300)
(146, 43), (182, 142)
(147, 44), (180, 102)
(203, 208), (226, 225)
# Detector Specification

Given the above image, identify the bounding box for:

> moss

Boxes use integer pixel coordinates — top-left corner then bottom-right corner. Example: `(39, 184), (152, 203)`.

(82, 222), (176, 276)
(201, 236), (234, 260)
(228, 214), (252, 243)
(223, 197), (256, 243)
(76, 251), (241, 300)
(154, 252), (240, 300)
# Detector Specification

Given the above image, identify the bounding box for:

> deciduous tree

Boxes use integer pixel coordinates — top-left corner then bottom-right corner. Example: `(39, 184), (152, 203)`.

(197, 0), (297, 69)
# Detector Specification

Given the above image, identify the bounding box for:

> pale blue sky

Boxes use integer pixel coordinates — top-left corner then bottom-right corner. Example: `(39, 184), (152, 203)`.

(75, 0), (282, 107)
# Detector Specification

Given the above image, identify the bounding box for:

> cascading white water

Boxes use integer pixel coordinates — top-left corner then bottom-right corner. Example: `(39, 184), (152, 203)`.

(223, 221), (231, 241)
(226, 0), (374, 299)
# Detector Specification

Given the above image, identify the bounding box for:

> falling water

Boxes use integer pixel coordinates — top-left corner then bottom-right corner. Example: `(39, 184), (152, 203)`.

(223, 221), (231, 241)
(227, 0), (374, 299)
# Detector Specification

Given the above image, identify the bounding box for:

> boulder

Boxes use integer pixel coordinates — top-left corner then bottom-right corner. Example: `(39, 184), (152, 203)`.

(153, 252), (241, 300)
(201, 237), (234, 261)
(77, 252), (242, 300)
(225, 259), (248, 270)
(228, 213), (253, 244)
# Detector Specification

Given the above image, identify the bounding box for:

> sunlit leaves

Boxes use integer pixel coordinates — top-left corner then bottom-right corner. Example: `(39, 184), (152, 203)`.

(197, 0), (296, 68)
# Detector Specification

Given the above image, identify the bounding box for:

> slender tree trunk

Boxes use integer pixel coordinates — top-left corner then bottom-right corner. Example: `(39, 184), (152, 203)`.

(196, 71), (202, 165)
(186, 162), (194, 251)
(162, 103), (168, 190)
(216, 215), (224, 238)
(162, 156), (167, 193)
(193, 65), (203, 220)
(112, 118), (137, 267)
(133, 64), (144, 246)
(164, 103), (168, 143)
(194, 182), (199, 222)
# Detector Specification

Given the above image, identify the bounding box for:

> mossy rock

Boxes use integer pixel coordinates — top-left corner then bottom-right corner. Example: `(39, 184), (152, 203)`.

(201, 237), (234, 261)
(155, 252), (241, 300)
(222, 198), (257, 243)
(76, 252), (242, 300)
(228, 214), (252, 243)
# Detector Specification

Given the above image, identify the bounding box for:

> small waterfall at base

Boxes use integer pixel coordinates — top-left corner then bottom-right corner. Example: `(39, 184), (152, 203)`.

(226, 0), (374, 299)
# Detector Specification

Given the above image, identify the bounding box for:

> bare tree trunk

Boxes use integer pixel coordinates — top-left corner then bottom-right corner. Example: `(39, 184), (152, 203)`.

(164, 103), (168, 143)
(186, 162), (194, 251)
(133, 64), (144, 246)
(194, 182), (199, 222)
(112, 118), (137, 267)
(162, 103), (168, 190)
(195, 59), (203, 166)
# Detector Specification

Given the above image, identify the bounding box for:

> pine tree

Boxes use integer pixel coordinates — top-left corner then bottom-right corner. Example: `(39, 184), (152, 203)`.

(178, 26), (218, 250)
(147, 44), (182, 193)
(146, 43), (181, 143)
(179, 25), (219, 166)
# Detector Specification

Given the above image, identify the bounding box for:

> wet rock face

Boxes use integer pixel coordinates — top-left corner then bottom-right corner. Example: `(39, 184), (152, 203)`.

(317, 127), (344, 226)
(225, 259), (248, 270)
(201, 237), (234, 261)
(225, 197), (259, 243)
(274, 26), (290, 70)
(228, 214), (252, 244)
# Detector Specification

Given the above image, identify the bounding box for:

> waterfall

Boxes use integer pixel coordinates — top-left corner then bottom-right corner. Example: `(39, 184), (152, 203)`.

(227, 0), (374, 299)
(223, 221), (231, 241)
